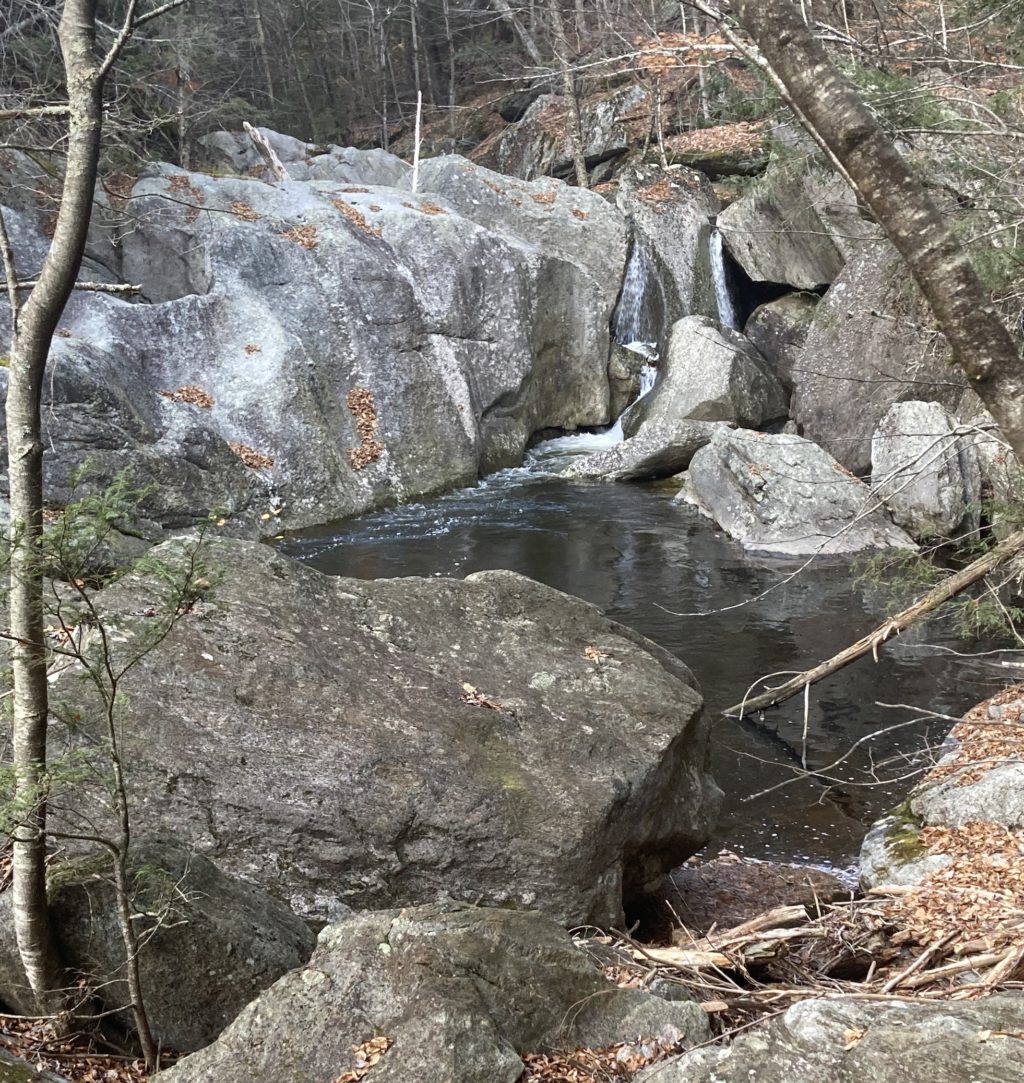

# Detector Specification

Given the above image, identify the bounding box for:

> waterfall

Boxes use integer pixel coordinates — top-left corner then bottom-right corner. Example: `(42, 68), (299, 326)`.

(601, 362), (658, 445)
(613, 240), (658, 355)
(710, 227), (741, 332)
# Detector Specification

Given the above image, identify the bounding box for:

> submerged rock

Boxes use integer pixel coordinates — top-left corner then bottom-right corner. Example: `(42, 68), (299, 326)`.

(640, 996), (1024, 1082)
(679, 428), (915, 557)
(161, 903), (709, 1083)
(52, 538), (720, 927)
(871, 401), (981, 542)
(0, 844), (314, 1051)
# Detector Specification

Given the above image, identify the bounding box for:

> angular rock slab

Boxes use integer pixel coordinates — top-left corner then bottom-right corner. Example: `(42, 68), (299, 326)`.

(717, 161), (877, 291)
(623, 316), (788, 437)
(744, 291), (818, 391)
(161, 904), (709, 1083)
(871, 401), (981, 541)
(791, 241), (972, 474)
(567, 420), (724, 481)
(0, 844), (314, 1052)
(614, 164), (721, 345)
(638, 996), (1024, 1083)
(54, 538), (720, 927)
(679, 428), (915, 557)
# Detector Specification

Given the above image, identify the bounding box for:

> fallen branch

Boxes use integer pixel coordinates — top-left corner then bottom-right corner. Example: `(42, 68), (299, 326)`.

(243, 121), (289, 182)
(725, 528), (1024, 718)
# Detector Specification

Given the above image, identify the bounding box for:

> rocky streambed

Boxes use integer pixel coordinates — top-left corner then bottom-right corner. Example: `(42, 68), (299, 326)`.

(1, 124), (1022, 1080)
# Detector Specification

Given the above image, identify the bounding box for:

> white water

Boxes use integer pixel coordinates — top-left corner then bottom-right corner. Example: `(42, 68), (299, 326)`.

(710, 227), (741, 332)
(533, 362), (659, 460)
(613, 241), (657, 350)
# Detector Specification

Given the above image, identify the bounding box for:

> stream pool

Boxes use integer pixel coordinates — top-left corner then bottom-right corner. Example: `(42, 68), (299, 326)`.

(281, 433), (1011, 872)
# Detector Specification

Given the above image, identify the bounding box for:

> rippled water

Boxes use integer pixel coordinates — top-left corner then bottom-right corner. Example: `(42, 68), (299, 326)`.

(281, 436), (1010, 870)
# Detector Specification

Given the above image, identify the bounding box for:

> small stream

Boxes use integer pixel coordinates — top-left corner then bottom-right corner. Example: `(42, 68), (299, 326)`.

(281, 435), (1007, 873)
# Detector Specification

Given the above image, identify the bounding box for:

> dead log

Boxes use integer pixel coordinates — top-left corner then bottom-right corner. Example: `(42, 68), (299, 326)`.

(725, 528), (1024, 718)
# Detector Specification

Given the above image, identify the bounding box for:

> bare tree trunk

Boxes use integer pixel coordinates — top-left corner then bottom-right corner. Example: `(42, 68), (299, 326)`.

(5, 0), (108, 1016)
(729, 0), (1024, 464)
(249, 0), (277, 105)
(488, 0), (545, 67)
(547, 0), (589, 187)
(442, 0), (457, 135)
(4, 0), (185, 1021)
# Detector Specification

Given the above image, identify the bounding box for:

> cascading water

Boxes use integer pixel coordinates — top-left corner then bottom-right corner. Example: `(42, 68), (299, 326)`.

(613, 240), (658, 357)
(710, 227), (741, 332)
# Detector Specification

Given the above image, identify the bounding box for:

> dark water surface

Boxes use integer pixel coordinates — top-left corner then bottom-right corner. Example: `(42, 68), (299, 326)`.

(281, 436), (1009, 872)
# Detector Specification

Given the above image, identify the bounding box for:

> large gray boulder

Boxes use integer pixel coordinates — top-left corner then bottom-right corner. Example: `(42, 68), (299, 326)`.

(871, 401), (981, 541)
(717, 160), (878, 290)
(971, 409), (1024, 539)
(487, 85), (649, 180)
(679, 428), (916, 557)
(197, 128), (412, 187)
(624, 316), (788, 436)
(0, 144), (626, 532)
(744, 291), (818, 391)
(161, 903), (709, 1083)
(639, 996), (1024, 1083)
(0, 844), (314, 1052)
(613, 164), (720, 348)
(53, 538), (720, 927)
(792, 241), (973, 474)
(566, 420), (723, 481)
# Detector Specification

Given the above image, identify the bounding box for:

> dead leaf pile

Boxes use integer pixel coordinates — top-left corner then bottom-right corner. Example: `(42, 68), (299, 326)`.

(228, 441), (274, 470)
(158, 385), (214, 409)
(346, 386), (385, 470)
(928, 691), (1024, 787)
(664, 120), (768, 158)
(520, 1030), (688, 1082)
(335, 1035), (393, 1082)
(279, 224), (319, 249)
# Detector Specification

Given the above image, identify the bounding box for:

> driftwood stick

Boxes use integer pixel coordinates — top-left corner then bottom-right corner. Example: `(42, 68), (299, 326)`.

(243, 121), (289, 182)
(880, 931), (957, 993)
(725, 528), (1024, 718)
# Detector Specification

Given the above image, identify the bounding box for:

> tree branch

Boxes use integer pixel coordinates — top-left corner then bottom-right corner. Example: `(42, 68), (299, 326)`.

(725, 527), (1024, 718)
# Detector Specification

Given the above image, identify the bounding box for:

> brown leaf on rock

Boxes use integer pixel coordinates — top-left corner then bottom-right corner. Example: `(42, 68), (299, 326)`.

(335, 1036), (393, 1082)
(347, 386), (384, 469)
(460, 682), (503, 710)
(228, 442), (275, 470)
(279, 224), (319, 249)
(229, 200), (262, 221)
(158, 385), (214, 409)
(331, 197), (383, 237)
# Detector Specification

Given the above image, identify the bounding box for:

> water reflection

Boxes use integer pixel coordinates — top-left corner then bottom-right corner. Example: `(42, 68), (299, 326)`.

(281, 469), (1009, 869)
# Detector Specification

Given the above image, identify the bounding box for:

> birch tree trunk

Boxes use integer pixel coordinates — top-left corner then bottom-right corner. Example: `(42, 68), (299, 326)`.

(730, 0), (1024, 464)
(4, 0), (183, 1018)
(489, 0), (545, 67)
(5, 0), (107, 1013)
